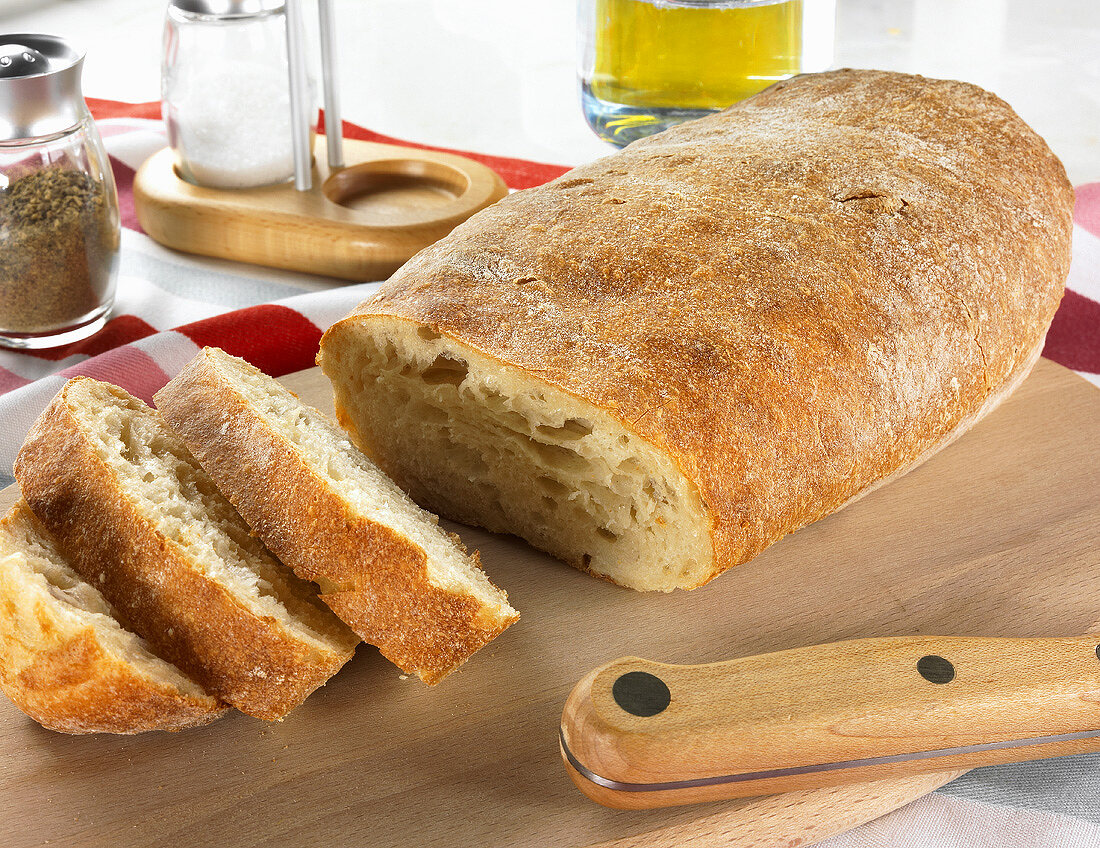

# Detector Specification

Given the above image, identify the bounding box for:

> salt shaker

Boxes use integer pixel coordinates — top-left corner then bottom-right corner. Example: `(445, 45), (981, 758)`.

(162, 0), (316, 189)
(0, 34), (120, 349)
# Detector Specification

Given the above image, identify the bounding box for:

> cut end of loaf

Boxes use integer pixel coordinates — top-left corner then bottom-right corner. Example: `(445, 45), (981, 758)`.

(320, 317), (714, 592)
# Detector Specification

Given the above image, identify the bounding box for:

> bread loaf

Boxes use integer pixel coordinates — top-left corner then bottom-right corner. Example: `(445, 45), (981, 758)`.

(319, 69), (1073, 591)
(0, 500), (225, 734)
(155, 347), (518, 685)
(15, 378), (359, 718)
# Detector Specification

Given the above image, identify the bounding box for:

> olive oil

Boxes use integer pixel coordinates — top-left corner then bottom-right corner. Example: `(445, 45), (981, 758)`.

(580, 0), (805, 146)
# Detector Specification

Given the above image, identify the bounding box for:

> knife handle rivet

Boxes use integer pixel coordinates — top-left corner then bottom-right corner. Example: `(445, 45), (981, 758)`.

(612, 671), (671, 717)
(917, 654), (955, 684)
(1095, 645), (1100, 663)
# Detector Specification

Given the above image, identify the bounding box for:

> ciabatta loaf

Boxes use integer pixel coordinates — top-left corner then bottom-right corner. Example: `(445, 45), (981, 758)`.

(0, 500), (225, 734)
(15, 378), (359, 719)
(319, 69), (1074, 591)
(155, 347), (518, 685)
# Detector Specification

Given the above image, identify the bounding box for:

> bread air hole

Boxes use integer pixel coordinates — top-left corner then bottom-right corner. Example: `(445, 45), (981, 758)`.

(332, 329), (712, 591)
(536, 419), (593, 440)
(537, 475), (569, 496)
(528, 439), (589, 474)
(420, 354), (468, 386)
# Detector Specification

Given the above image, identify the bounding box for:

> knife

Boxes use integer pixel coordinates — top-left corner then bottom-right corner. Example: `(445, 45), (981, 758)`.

(559, 635), (1100, 809)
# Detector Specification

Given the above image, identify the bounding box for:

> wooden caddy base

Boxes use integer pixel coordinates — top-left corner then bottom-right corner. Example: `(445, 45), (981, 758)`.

(133, 137), (509, 282)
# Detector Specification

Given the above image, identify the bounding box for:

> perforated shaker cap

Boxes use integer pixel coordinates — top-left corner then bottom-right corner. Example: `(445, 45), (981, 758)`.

(0, 33), (86, 142)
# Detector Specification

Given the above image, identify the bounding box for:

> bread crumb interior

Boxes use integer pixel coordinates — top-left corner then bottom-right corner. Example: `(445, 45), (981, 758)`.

(323, 319), (714, 591)
(70, 381), (355, 652)
(0, 502), (211, 697)
(206, 348), (513, 619)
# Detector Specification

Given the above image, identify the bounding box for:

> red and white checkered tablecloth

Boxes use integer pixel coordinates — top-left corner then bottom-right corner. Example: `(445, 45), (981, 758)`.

(3, 101), (1100, 847)
(0, 99), (572, 478)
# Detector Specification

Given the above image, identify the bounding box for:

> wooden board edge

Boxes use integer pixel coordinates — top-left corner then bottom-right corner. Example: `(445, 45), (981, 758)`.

(579, 771), (966, 848)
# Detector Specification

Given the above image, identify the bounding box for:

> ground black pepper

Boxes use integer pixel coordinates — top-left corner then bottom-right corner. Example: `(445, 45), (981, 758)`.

(0, 165), (118, 334)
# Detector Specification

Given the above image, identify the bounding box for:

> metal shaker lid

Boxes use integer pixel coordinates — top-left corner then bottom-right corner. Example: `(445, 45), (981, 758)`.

(168, 0), (285, 18)
(0, 34), (86, 143)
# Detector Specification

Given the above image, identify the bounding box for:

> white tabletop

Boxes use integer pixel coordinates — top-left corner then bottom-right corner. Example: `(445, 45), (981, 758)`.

(5, 0), (1099, 183)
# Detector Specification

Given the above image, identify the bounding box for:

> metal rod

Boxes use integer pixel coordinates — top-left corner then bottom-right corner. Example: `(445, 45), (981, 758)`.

(285, 0), (312, 191)
(318, 0), (343, 169)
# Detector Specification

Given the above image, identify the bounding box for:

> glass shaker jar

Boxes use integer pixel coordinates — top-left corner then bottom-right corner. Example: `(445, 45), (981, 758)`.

(579, 0), (836, 147)
(0, 34), (120, 349)
(162, 0), (316, 189)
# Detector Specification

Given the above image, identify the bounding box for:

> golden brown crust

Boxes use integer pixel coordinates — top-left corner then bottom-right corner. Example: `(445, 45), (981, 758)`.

(1, 627), (224, 735)
(14, 379), (354, 719)
(154, 350), (517, 685)
(322, 69), (1074, 586)
(0, 502), (225, 734)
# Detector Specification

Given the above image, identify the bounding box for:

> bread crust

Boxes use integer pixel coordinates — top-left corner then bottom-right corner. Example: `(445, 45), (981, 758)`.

(14, 379), (355, 719)
(155, 350), (517, 685)
(0, 502), (226, 734)
(321, 69), (1074, 587)
(0, 621), (225, 735)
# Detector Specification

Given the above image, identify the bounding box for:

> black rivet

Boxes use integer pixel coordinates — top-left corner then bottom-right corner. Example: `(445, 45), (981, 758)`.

(1095, 645), (1100, 663)
(917, 655), (955, 684)
(612, 671), (671, 717)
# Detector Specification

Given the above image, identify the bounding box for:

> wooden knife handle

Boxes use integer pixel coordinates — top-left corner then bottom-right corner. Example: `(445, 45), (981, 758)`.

(560, 635), (1100, 809)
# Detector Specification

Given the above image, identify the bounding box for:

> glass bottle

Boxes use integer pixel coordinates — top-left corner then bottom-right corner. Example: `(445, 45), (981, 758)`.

(162, 0), (316, 189)
(578, 0), (837, 147)
(0, 34), (120, 349)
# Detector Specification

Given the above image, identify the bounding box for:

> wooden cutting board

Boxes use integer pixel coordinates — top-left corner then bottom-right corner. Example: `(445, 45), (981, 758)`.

(1, 357), (1098, 848)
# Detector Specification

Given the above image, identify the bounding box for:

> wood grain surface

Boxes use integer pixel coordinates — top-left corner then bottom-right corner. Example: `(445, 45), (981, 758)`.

(133, 138), (509, 282)
(1, 357), (1097, 848)
(561, 635), (1100, 808)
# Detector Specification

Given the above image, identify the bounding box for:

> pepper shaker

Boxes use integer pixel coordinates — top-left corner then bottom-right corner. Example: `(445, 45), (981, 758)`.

(0, 34), (120, 349)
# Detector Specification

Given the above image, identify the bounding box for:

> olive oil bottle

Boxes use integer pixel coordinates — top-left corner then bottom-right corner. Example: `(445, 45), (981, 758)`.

(579, 0), (832, 146)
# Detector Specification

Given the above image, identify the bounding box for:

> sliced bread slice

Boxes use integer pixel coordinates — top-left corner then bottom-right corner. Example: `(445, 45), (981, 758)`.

(0, 500), (226, 734)
(15, 378), (359, 720)
(155, 347), (518, 685)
